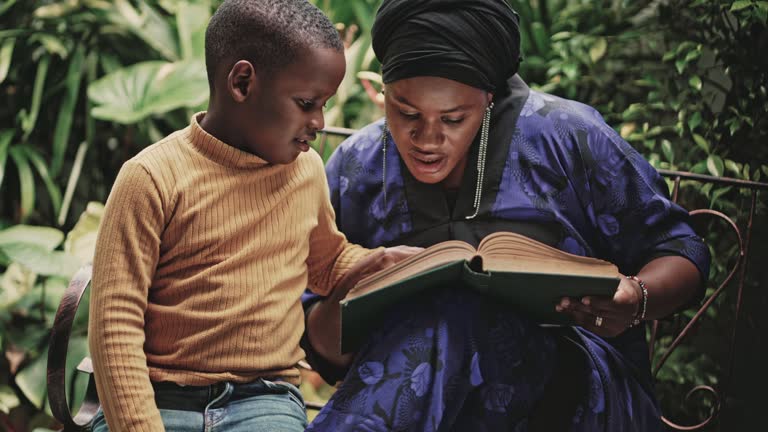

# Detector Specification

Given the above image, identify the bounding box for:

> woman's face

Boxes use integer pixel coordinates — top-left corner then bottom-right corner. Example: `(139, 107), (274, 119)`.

(385, 76), (492, 188)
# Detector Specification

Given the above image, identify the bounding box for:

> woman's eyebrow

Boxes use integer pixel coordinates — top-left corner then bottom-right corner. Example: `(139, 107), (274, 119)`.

(395, 95), (471, 113)
(395, 95), (417, 108)
(439, 104), (471, 114)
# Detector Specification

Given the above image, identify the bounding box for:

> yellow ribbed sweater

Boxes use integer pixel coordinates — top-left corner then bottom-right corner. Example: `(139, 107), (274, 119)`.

(88, 113), (373, 431)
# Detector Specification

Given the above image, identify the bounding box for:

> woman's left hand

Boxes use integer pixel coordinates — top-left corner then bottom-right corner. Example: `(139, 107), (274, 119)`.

(555, 276), (641, 337)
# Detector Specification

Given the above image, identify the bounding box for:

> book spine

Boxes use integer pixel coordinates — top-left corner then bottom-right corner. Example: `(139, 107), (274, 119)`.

(461, 261), (492, 293)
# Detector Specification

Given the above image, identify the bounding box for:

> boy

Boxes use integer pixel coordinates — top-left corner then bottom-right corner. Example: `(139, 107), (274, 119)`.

(88, 1), (417, 430)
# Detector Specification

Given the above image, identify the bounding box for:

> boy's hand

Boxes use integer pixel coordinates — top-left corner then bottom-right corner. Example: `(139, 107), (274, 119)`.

(309, 245), (423, 367)
(380, 245), (424, 268)
(329, 246), (423, 302)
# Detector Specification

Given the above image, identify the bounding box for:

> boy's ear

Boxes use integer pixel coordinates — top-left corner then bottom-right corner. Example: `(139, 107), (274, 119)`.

(226, 60), (257, 103)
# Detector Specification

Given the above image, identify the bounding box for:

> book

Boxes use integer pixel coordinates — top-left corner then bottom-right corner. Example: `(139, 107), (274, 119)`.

(339, 231), (620, 353)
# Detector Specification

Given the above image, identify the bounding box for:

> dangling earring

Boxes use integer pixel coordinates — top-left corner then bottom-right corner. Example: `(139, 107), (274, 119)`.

(466, 102), (494, 220)
(381, 119), (388, 207)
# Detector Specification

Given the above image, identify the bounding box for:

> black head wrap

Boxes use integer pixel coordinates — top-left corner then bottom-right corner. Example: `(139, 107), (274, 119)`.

(372, 0), (521, 96)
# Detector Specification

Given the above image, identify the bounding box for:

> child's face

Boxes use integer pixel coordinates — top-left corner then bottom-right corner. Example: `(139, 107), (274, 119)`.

(240, 47), (346, 164)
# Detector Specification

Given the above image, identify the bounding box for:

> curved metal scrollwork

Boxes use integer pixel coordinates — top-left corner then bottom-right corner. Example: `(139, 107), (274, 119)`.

(650, 208), (744, 430)
(661, 385), (722, 431)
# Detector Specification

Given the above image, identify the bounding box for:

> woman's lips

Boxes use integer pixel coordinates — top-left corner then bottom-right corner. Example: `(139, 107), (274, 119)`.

(409, 152), (446, 174)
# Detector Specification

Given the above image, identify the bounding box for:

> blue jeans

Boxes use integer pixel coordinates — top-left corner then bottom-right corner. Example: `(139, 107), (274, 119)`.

(91, 378), (307, 432)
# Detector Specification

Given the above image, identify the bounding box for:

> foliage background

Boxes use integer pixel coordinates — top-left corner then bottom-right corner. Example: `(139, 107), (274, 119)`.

(0, 0), (766, 430)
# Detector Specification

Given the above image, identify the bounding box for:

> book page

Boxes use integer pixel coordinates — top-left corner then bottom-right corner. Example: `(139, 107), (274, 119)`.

(347, 241), (476, 298)
(478, 232), (619, 277)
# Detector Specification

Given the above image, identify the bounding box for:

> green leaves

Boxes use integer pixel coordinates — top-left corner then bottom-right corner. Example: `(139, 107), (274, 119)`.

(0, 225), (79, 278)
(530, 22), (551, 55)
(23, 146), (62, 217)
(687, 112), (703, 131)
(176, 0), (210, 60)
(668, 42), (702, 75)
(6, 145), (62, 221)
(15, 346), (48, 409)
(7, 146), (35, 221)
(0, 244), (79, 278)
(693, 134), (710, 153)
(589, 37), (607, 63)
(689, 75), (703, 91)
(0, 220), (97, 427)
(64, 201), (103, 264)
(19, 55), (50, 142)
(0, 37), (14, 84)
(0, 225), (63, 249)
(105, 0), (180, 61)
(661, 139), (674, 164)
(0, 129), (12, 188)
(0, 385), (20, 414)
(730, 1), (754, 12)
(88, 59), (208, 124)
(51, 43), (86, 177)
(0, 263), (35, 310)
(706, 154), (725, 177)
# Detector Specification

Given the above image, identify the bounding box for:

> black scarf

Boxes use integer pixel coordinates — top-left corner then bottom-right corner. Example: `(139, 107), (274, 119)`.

(372, 0), (521, 96)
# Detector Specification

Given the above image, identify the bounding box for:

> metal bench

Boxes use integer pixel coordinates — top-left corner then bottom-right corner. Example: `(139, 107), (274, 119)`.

(46, 127), (767, 431)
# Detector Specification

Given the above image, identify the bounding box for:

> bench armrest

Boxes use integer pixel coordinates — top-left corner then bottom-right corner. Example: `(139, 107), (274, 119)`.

(47, 265), (100, 431)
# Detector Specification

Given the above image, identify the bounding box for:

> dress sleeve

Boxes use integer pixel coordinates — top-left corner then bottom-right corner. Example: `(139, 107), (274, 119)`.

(583, 124), (711, 304)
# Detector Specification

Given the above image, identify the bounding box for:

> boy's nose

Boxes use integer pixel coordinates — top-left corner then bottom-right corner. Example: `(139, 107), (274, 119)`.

(309, 111), (325, 131)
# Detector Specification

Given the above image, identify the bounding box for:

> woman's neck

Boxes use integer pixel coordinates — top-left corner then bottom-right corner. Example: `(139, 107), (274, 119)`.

(442, 156), (468, 190)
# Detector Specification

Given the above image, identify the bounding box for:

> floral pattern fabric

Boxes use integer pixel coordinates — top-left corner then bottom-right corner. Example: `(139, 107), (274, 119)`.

(304, 77), (710, 431)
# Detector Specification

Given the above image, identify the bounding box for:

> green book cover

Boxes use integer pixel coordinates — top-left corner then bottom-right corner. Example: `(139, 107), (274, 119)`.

(339, 235), (620, 353)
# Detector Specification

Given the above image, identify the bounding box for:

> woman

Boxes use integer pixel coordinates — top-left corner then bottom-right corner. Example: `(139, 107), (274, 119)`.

(303, 0), (710, 430)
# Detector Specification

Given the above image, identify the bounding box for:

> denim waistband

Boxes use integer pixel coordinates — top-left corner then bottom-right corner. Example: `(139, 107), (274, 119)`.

(151, 378), (301, 412)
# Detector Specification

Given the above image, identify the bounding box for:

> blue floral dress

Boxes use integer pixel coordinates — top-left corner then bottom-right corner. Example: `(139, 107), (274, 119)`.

(302, 76), (710, 431)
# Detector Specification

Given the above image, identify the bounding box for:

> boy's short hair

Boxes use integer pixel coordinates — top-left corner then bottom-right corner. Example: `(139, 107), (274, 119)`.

(205, 0), (344, 88)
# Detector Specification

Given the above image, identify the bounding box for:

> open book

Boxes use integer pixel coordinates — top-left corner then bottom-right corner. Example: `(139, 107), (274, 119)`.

(340, 231), (620, 353)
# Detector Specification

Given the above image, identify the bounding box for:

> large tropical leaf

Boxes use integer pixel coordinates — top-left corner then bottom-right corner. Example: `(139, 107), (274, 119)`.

(15, 346), (48, 409)
(64, 202), (104, 264)
(0, 224), (64, 250)
(88, 59), (208, 124)
(0, 263), (36, 309)
(0, 225), (79, 279)
(176, 0), (210, 60)
(98, 0), (180, 61)
(324, 34), (370, 128)
(12, 276), (68, 322)
(0, 242), (80, 278)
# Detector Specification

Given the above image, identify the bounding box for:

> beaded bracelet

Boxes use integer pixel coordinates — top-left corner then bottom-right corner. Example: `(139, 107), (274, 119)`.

(626, 275), (648, 327)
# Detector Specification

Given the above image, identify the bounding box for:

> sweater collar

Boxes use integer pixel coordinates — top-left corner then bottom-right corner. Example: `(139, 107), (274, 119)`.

(187, 112), (270, 169)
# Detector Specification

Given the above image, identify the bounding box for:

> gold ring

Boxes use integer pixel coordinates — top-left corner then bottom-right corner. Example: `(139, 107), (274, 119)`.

(595, 316), (604, 327)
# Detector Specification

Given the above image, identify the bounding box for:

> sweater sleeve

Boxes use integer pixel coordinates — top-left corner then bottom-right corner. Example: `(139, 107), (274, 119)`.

(88, 161), (165, 432)
(305, 155), (380, 296)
